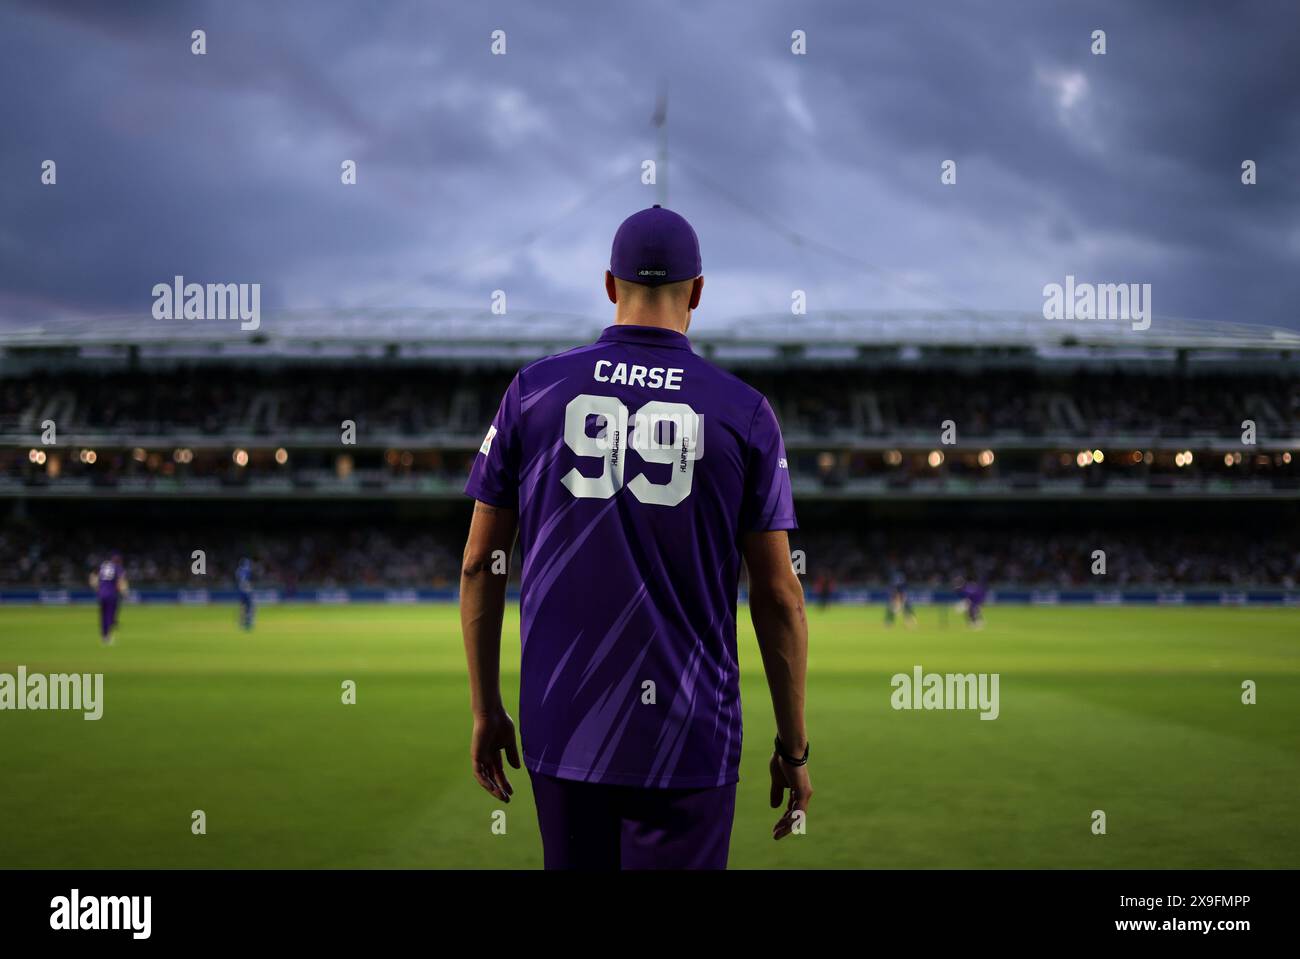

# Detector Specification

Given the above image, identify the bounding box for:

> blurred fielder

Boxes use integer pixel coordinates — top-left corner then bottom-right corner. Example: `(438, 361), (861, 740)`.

(235, 557), (255, 631)
(90, 551), (127, 645)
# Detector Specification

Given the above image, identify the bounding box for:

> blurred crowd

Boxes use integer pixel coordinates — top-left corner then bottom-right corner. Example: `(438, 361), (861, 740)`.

(0, 525), (463, 592)
(1, 523), (1294, 590)
(791, 528), (1300, 590)
(3, 366), (1296, 439)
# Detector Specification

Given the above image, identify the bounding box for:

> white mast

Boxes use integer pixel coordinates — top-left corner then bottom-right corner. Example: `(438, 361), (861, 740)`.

(652, 86), (668, 207)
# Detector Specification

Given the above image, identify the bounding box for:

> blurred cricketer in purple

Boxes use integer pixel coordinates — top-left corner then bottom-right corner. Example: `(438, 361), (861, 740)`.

(90, 551), (128, 645)
(460, 206), (812, 869)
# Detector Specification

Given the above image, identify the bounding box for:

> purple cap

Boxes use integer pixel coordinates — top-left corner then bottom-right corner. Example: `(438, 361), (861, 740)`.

(609, 205), (701, 287)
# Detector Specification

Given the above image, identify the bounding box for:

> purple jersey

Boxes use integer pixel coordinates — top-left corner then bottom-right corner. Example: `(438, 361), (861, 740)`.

(96, 560), (123, 600)
(466, 324), (797, 788)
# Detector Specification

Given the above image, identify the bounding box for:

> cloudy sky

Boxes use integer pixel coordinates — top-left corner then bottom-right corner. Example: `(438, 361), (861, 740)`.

(1, 0), (1298, 333)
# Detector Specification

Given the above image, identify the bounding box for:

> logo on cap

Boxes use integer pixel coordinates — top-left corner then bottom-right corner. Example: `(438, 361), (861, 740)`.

(610, 206), (702, 287)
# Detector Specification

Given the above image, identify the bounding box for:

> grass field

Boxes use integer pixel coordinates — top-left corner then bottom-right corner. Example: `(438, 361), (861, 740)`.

(1, 603), (1297, 869)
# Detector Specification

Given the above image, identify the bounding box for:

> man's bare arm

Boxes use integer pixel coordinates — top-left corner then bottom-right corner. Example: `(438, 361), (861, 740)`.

(460, 500), (521, 802)
(742, 529), (812, 839)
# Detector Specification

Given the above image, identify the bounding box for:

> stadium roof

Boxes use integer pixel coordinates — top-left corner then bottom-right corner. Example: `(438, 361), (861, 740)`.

(2, 309), (1299, 361)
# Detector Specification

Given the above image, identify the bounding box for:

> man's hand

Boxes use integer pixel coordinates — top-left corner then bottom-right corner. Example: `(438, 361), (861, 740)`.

(461, 500), (520, 804)
(770, 751), (813, 840)
(744, 530), (812, 842)
(471, 707), (521, 803)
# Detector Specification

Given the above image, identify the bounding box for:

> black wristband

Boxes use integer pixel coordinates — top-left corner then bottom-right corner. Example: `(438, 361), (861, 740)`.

(774, 735), (809, 766)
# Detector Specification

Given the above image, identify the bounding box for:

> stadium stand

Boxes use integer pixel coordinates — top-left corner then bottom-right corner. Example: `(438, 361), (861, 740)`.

(1, 310), (1297, 596)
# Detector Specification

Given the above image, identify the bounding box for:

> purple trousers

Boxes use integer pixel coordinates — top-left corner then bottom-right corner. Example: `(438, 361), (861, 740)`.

(528, 770), (736, 870)
(98, 597), (118, 638)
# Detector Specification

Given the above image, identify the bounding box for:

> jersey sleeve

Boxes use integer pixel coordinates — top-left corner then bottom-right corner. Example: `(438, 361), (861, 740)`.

(465, 374), (523, 509)
(739, 396), (798, 533)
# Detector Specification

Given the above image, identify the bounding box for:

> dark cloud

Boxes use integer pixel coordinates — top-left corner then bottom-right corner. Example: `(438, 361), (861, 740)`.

(1, 0), (1297, 330)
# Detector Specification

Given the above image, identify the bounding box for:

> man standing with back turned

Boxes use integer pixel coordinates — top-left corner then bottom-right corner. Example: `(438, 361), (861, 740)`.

(460, 206), (812, 869)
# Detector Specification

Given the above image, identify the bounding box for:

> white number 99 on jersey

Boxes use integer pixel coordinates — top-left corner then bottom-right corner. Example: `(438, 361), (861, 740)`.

(560, 394), (703, 507)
